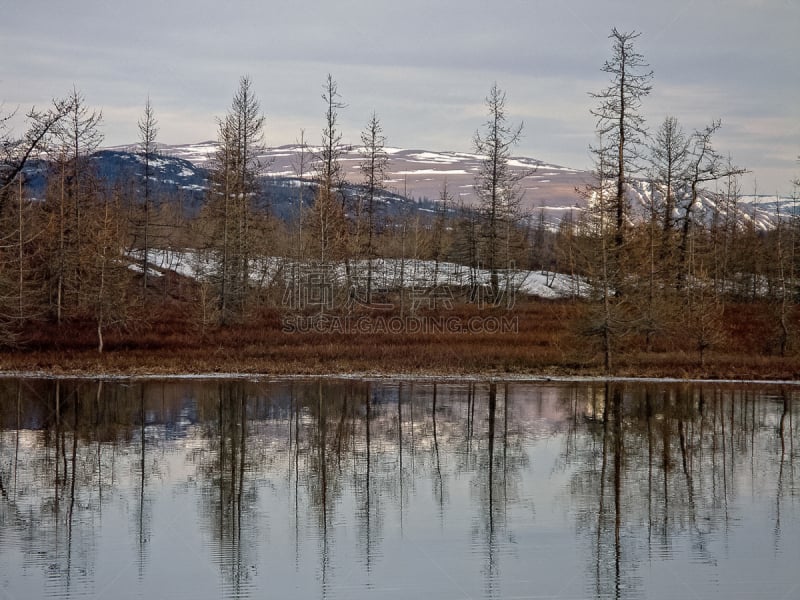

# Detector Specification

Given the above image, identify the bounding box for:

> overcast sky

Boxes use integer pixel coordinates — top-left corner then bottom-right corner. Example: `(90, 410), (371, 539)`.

(2, 0), (798, 194)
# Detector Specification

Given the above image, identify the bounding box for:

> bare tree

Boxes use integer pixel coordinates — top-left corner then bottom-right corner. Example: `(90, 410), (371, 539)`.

(582, 134), (619, 372)
(449, 199), (481, 300)
(90, 190), (132, 352)
(307, 74), (347, 265)
(56, 87), (103, 194)
(590, 28), (653, 250)
(359, 112), (388, 302)
(1, 99), (70, 213)
(318, 74), (346, 212)
(49, 88), (104, 322)
(204, 75), (266, 323)
(0, 175), (46, 344)
(473, 83), (526, 297)
(431, 180), (453, 286)
(137, 97), (159, 296)
(676, 120), (746, 288)
(771, 200), (793, 355)
(581, 28), (654, 367)
(0, 99), (69, 343)
(292, 129), (310, 259)
(649, 116), (689, 251)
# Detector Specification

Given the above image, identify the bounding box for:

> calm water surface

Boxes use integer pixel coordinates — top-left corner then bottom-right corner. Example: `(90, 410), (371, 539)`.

(0, 378), (798, 599)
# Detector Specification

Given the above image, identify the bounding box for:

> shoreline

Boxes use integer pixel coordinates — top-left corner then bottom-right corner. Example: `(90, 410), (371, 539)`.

(2, 369), (798, 386)
(3, 301), (797, 384)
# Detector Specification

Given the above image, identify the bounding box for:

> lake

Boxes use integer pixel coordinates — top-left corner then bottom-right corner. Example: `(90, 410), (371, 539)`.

(0, 377), (797, 599)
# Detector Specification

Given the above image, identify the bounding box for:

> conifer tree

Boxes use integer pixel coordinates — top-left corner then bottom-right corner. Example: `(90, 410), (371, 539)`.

(204, 76), (265, 323)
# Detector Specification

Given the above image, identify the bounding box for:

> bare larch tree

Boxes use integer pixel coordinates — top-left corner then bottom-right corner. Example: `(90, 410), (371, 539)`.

(590, 28), (653, 250)
(473, 83), (526, 298)
(137, 96), (159, 296)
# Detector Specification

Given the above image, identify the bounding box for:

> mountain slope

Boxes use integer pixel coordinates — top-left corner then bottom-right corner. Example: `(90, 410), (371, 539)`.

(160, 142), (786, 230)
(159, 142), (590, 224)
(22, 142), (789, 231)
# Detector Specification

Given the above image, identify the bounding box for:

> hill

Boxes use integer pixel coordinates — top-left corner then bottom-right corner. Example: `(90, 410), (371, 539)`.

(158, 142), (790, 230)
(19, 141), (791, 230)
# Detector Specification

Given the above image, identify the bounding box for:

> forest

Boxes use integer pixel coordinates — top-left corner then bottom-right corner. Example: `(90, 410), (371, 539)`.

(0, 29), (798, 377)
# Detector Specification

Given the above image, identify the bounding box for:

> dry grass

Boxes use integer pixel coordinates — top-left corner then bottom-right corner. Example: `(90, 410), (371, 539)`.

(1, 300), (798, 380)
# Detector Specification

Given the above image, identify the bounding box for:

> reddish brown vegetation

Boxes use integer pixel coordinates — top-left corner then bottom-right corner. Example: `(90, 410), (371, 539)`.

(2, 299), (797, 380)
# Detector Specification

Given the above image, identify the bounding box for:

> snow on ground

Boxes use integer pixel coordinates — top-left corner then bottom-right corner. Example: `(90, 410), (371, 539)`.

(168, 142), (220, 163)
(407, 151), (463, 164)
(395, 169), (470, 176)
(129, 249), (585, 300)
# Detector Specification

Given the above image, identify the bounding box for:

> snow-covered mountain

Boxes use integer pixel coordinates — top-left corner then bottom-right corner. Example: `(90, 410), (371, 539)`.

(20, 149), (208, 212)
(155, 142), (591, 225)
(92, 149), (206, 193)
(155, 142), (787, 230)
(603, 179), (780, 232)
(26, 141), (788, 230)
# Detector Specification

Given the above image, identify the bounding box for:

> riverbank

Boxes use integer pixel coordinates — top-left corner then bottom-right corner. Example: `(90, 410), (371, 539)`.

(2, 353), (797, 380)
(2, 301), (798, 380)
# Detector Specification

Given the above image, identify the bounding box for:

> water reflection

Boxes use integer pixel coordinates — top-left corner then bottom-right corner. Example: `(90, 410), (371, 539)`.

(0, 378), (797, 599)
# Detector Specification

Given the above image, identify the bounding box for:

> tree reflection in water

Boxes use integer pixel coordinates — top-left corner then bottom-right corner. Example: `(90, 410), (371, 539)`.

(561, 383), (798, 599)
(0, 378), (797, 600)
